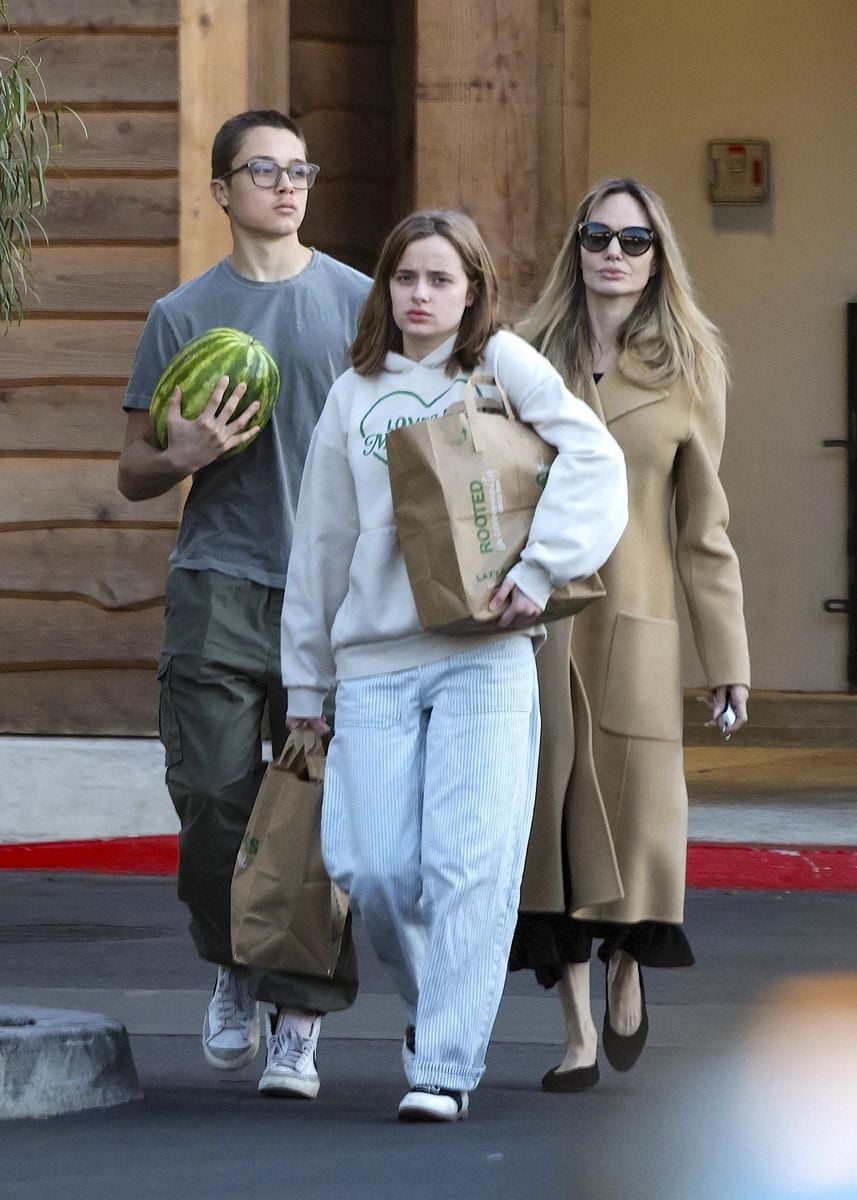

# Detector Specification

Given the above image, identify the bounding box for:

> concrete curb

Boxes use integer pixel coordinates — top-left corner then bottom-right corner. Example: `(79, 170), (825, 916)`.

(0, 1005), (142, 1120)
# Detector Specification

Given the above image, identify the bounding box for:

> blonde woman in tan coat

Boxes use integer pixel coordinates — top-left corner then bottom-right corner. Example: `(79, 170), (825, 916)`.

(510, 178), (750, 1091)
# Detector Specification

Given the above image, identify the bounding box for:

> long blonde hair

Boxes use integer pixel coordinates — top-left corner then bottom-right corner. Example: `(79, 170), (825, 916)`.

(517, 178), (726, 399)
(350, 210), (500, 378)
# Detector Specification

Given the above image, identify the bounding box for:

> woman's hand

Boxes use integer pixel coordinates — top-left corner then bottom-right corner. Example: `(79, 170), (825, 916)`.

(489, 579), (544, 630)
(699, 684), (749, 734)
(286, 715), (331, 737)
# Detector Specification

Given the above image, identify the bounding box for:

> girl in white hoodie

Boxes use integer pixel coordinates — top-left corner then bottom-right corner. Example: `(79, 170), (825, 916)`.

(280, 210), (627, 1121)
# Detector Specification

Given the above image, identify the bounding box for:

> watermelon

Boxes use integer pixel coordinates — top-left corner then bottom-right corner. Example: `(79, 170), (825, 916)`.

(149, 327), (280, 460)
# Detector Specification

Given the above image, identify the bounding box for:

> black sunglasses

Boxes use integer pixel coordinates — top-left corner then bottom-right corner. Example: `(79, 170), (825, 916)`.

(578, 221), (655, 256)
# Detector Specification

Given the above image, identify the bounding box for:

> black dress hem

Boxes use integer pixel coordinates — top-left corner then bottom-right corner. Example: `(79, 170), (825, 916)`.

(510, 912), (695, 989)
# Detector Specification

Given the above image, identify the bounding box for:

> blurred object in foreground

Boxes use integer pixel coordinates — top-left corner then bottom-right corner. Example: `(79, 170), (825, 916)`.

(736, 974), (857, 1197)
(592, 973), (857, 1200)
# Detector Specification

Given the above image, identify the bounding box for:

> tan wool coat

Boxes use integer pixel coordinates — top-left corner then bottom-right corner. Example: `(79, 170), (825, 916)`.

(520, 361), (751, 924)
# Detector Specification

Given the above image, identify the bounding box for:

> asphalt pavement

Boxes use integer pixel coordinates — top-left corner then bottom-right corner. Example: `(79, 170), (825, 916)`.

(2, 872), (857, 1200)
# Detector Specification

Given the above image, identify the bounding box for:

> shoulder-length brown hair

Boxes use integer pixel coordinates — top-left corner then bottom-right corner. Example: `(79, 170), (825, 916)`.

(351, 209), (500, 378)
(517, 177), (726, 401)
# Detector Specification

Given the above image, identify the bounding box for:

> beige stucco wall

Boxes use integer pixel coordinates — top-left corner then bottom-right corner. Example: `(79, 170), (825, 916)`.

(589, 0), (857, 690)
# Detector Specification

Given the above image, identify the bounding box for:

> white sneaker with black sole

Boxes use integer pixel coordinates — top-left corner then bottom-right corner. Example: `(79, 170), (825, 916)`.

(202, 966), (261, 1071)
(398, 1086), (469, 1122)
(258, 1013), (321, 1099)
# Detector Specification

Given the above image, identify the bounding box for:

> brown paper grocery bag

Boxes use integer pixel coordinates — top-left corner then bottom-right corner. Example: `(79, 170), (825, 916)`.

(231, 728), (348, 979)
(387, 374), (606, 634)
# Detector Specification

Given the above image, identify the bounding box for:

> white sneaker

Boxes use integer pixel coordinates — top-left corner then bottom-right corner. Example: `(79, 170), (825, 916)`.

(202, 966), (261, 1071)
(398, 1086), (469, 1122)
(258, 1013), (321, 1099)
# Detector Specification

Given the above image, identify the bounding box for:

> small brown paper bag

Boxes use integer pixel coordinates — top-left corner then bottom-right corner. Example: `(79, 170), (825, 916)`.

(387, 374), (606, 634)
(231, 728), (348, 979)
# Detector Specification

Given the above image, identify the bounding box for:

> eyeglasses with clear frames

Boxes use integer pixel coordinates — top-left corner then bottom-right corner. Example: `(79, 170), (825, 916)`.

(219, 157), (320, 190)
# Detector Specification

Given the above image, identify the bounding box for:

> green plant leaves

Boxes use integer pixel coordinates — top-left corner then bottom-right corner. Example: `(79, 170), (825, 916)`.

(1, 12), (73, 330)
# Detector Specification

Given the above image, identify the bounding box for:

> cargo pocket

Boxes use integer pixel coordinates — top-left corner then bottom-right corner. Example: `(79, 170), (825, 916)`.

(599, 611), (682, 741)
(156, 654), (183, 768)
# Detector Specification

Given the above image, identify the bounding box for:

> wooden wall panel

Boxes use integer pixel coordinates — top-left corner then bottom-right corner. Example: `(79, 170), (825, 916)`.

(536, 0), (591, 266)
(289, 1), (392, 41)
(290, 41), (393, 115)
(1, 5), (182, 736)
(0, 461), (178, 527)
(10, 0), (177, 27)
(1, 320), (145, 382)
(0, 529), (173, 608)
(290, 3), (398, 275)
(300, 111), (394, 180)
(0, 670), (160, 736)
(0, 386), (128, 452)
(54, 111), (178, 172)
(179, 0), (250, 281)
(248, 0), (290, 109)
(38, 178), (177, 242)
(413, 0), (540, 314)
(0, 36), (178, 104)
(301, 180), (397, 265)
(178, 0), (291, 282)
(27, 247), (177, 315)
(0, 599), (163, 666)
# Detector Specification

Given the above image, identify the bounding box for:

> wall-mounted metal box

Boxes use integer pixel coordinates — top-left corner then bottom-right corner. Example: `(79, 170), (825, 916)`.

(708, 140), (770, 204)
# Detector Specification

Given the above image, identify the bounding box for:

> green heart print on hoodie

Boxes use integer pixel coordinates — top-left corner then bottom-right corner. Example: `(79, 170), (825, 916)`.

(359, 381), (473, 464)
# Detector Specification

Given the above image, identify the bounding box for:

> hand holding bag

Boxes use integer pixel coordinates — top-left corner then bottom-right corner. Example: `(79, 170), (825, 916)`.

(231, 727), (348, 979)
(386, 373), (606, 633)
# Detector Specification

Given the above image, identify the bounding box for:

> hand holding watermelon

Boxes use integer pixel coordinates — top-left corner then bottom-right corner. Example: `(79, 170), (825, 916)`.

(149, 328), (281, 465)
(158, 376), (262, 471)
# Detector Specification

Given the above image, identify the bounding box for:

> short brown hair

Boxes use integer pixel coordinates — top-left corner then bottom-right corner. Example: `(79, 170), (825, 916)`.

(351, 210), (500, 378)
(211, 110), (307, 179)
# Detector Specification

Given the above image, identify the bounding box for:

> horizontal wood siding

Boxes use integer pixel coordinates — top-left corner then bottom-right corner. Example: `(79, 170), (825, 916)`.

(0, 4), (180, 734)
(9, 0), (177, 28)
(2, 0), (407, 734)
(2, 320), (146, 382)
(53, 111), (178, 171)
(26, 247), (177, 315)
(0, 670), (162, 736)
(34, 178), (178, 242)
(1, 529), (174, 607)
(0, 461), (178, 526)
(0, 35), (178, 103)
(0, 386), (128, 451)
(0, 600), (164, 667)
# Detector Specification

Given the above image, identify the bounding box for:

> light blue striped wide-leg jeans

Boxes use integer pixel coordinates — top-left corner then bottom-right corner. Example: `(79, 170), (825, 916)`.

(321, 636), (540, 1093)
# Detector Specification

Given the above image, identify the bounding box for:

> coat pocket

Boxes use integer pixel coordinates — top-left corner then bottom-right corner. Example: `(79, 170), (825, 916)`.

(599, 611), (682, 741)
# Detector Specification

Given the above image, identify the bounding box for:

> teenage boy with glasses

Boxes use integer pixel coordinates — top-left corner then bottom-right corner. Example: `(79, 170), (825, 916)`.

(118, 110), (370, 1099)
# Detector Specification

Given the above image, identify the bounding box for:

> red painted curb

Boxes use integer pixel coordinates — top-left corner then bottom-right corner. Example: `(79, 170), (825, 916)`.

(687, 843), (857, 891)
(1, 837), (856, 890)
(0, 836), (179, 875)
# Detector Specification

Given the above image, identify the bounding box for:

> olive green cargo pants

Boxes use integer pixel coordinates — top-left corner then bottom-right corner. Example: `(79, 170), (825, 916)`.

(158, 567), (358, 1012)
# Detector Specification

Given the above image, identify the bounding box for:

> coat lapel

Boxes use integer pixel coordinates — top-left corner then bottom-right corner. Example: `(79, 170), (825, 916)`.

(597, 362), (668, 425)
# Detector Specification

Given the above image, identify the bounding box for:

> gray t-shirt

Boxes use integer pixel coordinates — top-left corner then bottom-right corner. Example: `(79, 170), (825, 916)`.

(124, 252), (371, 588)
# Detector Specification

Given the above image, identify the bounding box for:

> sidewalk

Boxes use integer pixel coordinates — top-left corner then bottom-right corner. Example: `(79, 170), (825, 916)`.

(2, 736), (856, 886)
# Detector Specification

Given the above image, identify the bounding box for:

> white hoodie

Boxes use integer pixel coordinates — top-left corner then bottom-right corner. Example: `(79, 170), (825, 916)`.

(281, 329), (627, 717)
